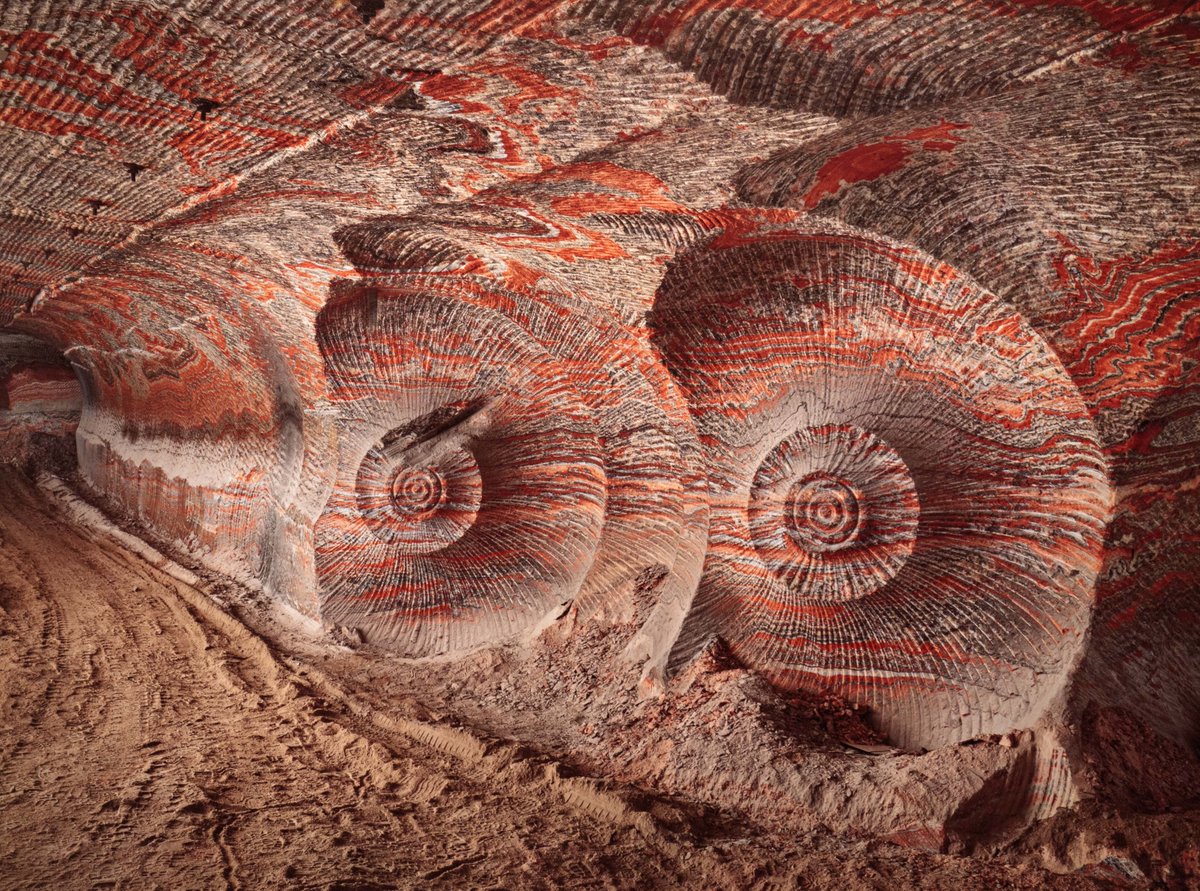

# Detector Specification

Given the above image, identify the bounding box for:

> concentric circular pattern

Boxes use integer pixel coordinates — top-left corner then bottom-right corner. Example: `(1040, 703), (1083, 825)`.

(317, 255), (706, 669)
(789, 473), (863, 552)
(750, 424), (918, 603)
(391, 467), (446, 517)
(355, 434), (482, 555)
(315, 289), (608, 655)
(652, 225), (1112, 748)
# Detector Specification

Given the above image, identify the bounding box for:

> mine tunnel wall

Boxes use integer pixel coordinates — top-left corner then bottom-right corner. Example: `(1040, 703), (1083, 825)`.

(0, 333), (84, 471)
(0, 0), (1197, 834)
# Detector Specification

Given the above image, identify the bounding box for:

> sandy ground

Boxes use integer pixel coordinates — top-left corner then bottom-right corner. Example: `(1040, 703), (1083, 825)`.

(0, 471), (1180, 889)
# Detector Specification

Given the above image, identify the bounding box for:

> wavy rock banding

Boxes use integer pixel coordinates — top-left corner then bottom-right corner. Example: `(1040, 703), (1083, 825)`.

(651, 222), (1112, 747)
(2, 0), (1197, 838)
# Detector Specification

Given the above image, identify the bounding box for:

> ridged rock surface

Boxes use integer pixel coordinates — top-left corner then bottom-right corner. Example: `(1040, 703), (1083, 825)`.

(736, 58), (1200, 773)
(2, 0), (1198, 828)
(649, 219), (1111, 748)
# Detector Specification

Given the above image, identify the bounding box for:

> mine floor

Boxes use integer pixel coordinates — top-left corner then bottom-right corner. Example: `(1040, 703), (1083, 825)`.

(0, 472), (1186, 890)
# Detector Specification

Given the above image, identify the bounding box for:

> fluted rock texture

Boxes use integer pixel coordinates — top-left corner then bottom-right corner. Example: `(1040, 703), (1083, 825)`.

(2, 0), (1197, 824)
(649, 219), (1111, 747)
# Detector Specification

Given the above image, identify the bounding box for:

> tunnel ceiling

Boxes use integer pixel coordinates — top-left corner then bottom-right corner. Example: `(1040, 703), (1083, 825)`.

(2, 0), (1196, 309)
(1, 0), (1199, 819)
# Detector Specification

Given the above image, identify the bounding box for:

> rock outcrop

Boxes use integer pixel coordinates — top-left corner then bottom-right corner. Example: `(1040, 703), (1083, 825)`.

(2, 0), (1197, 837)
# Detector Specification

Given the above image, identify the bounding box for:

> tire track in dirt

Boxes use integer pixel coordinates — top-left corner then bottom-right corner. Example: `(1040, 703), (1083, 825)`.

(0, 472), (1116, 889)
(0, 473), (711, 890)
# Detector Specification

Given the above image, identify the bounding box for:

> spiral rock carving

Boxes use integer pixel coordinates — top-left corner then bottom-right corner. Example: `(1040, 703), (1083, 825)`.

(652, 223), (1113, 748)
(313, 229), (713, 657)
(356, 420), (482, 553)
(316, 288), (609, 654)
(750, 424), (919, 602)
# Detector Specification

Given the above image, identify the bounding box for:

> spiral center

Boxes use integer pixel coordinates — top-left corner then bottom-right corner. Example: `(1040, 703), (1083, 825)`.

(749, 423), (920, 603)
(788, 473), (864, 552)
(390, 466), (446, 519)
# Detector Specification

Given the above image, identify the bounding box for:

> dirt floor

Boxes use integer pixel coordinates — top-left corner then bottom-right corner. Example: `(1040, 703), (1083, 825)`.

(0, 470), (1194, 890)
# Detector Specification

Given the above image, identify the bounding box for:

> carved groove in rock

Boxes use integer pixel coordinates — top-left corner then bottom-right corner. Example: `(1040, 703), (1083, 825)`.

(652, 224), (1113, 748)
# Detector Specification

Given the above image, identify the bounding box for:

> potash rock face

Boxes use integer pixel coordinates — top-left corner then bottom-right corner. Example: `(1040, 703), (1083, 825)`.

(2, 0), (1198, 831)
(0, 332), (82, 464)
